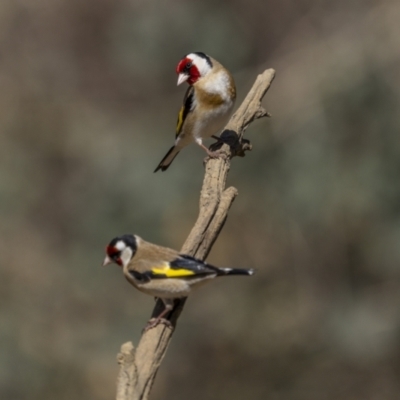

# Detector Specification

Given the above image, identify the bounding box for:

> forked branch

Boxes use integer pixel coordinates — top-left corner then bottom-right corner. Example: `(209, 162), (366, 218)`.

(115, 68), (276, 400)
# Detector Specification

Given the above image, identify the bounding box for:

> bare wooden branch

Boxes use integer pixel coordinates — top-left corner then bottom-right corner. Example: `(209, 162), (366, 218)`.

(115, 68), (276, 400)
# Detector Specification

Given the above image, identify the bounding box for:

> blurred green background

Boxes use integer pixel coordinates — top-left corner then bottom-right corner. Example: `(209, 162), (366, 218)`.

(2, 0), (400, 399)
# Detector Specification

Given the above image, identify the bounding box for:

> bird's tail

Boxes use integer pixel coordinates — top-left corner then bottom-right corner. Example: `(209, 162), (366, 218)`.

(154, 146), (181, 172)
(217, 267), (255, 276)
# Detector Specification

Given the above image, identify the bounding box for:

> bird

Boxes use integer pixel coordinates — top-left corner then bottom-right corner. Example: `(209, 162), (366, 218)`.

(154, 52), (236, 172)
(103, 234), (254, 329)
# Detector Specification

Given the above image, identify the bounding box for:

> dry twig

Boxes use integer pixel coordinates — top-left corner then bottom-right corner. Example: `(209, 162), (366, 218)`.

(115, 68), (276, 400)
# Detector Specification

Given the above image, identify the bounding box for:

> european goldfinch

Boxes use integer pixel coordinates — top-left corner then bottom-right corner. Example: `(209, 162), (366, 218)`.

(103, 234), (254, 328)
(154, 52), (236, 172)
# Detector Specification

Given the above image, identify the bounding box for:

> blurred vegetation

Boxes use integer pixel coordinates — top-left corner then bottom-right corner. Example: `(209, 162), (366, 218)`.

(1, 0), (400, 399)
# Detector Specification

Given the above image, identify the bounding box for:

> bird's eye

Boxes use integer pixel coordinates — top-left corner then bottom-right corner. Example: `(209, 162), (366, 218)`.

(185, 61), (193, 71)
(109, 251), (120, 261)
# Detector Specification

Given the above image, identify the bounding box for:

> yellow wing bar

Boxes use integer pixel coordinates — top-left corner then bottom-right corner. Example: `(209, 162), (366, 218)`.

(151, 263), (195, 278)
(175, 85), (194, 138)
(176, 106), (185, 136)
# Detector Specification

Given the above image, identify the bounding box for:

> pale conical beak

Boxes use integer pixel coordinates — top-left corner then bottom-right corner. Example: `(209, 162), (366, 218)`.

(102, 256), (112, 266)
(177, 73), (189, 86)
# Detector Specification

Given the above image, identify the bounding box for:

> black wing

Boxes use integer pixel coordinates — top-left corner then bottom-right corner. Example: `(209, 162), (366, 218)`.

(175, 86), (195, 137)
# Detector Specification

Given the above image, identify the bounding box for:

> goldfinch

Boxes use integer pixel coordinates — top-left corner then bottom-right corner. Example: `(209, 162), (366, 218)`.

(103, 234), (254, 328)
(154, 52), (236, 172)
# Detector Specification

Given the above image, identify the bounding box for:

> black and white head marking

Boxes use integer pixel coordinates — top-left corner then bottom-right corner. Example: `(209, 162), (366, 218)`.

(187, 52), (213, 77)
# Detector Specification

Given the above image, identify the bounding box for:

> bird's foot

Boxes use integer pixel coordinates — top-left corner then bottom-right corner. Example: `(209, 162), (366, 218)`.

(143, 317), (173, 332)
(198, 142), (225, 159)
(203, 149), (228, 165)
(206, 148), (222, 158)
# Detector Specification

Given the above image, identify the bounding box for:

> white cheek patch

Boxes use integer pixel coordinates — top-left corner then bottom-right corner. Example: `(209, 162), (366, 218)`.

(115, 241), (126, 251)
(187, 53), (211, 77)
(120, 247), (133, 267)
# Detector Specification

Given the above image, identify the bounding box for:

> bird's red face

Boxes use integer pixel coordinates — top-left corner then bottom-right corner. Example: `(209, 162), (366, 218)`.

(176, 57), (201, 85)
(103, 234), (137, 267)
(104, 245), (123, 266)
